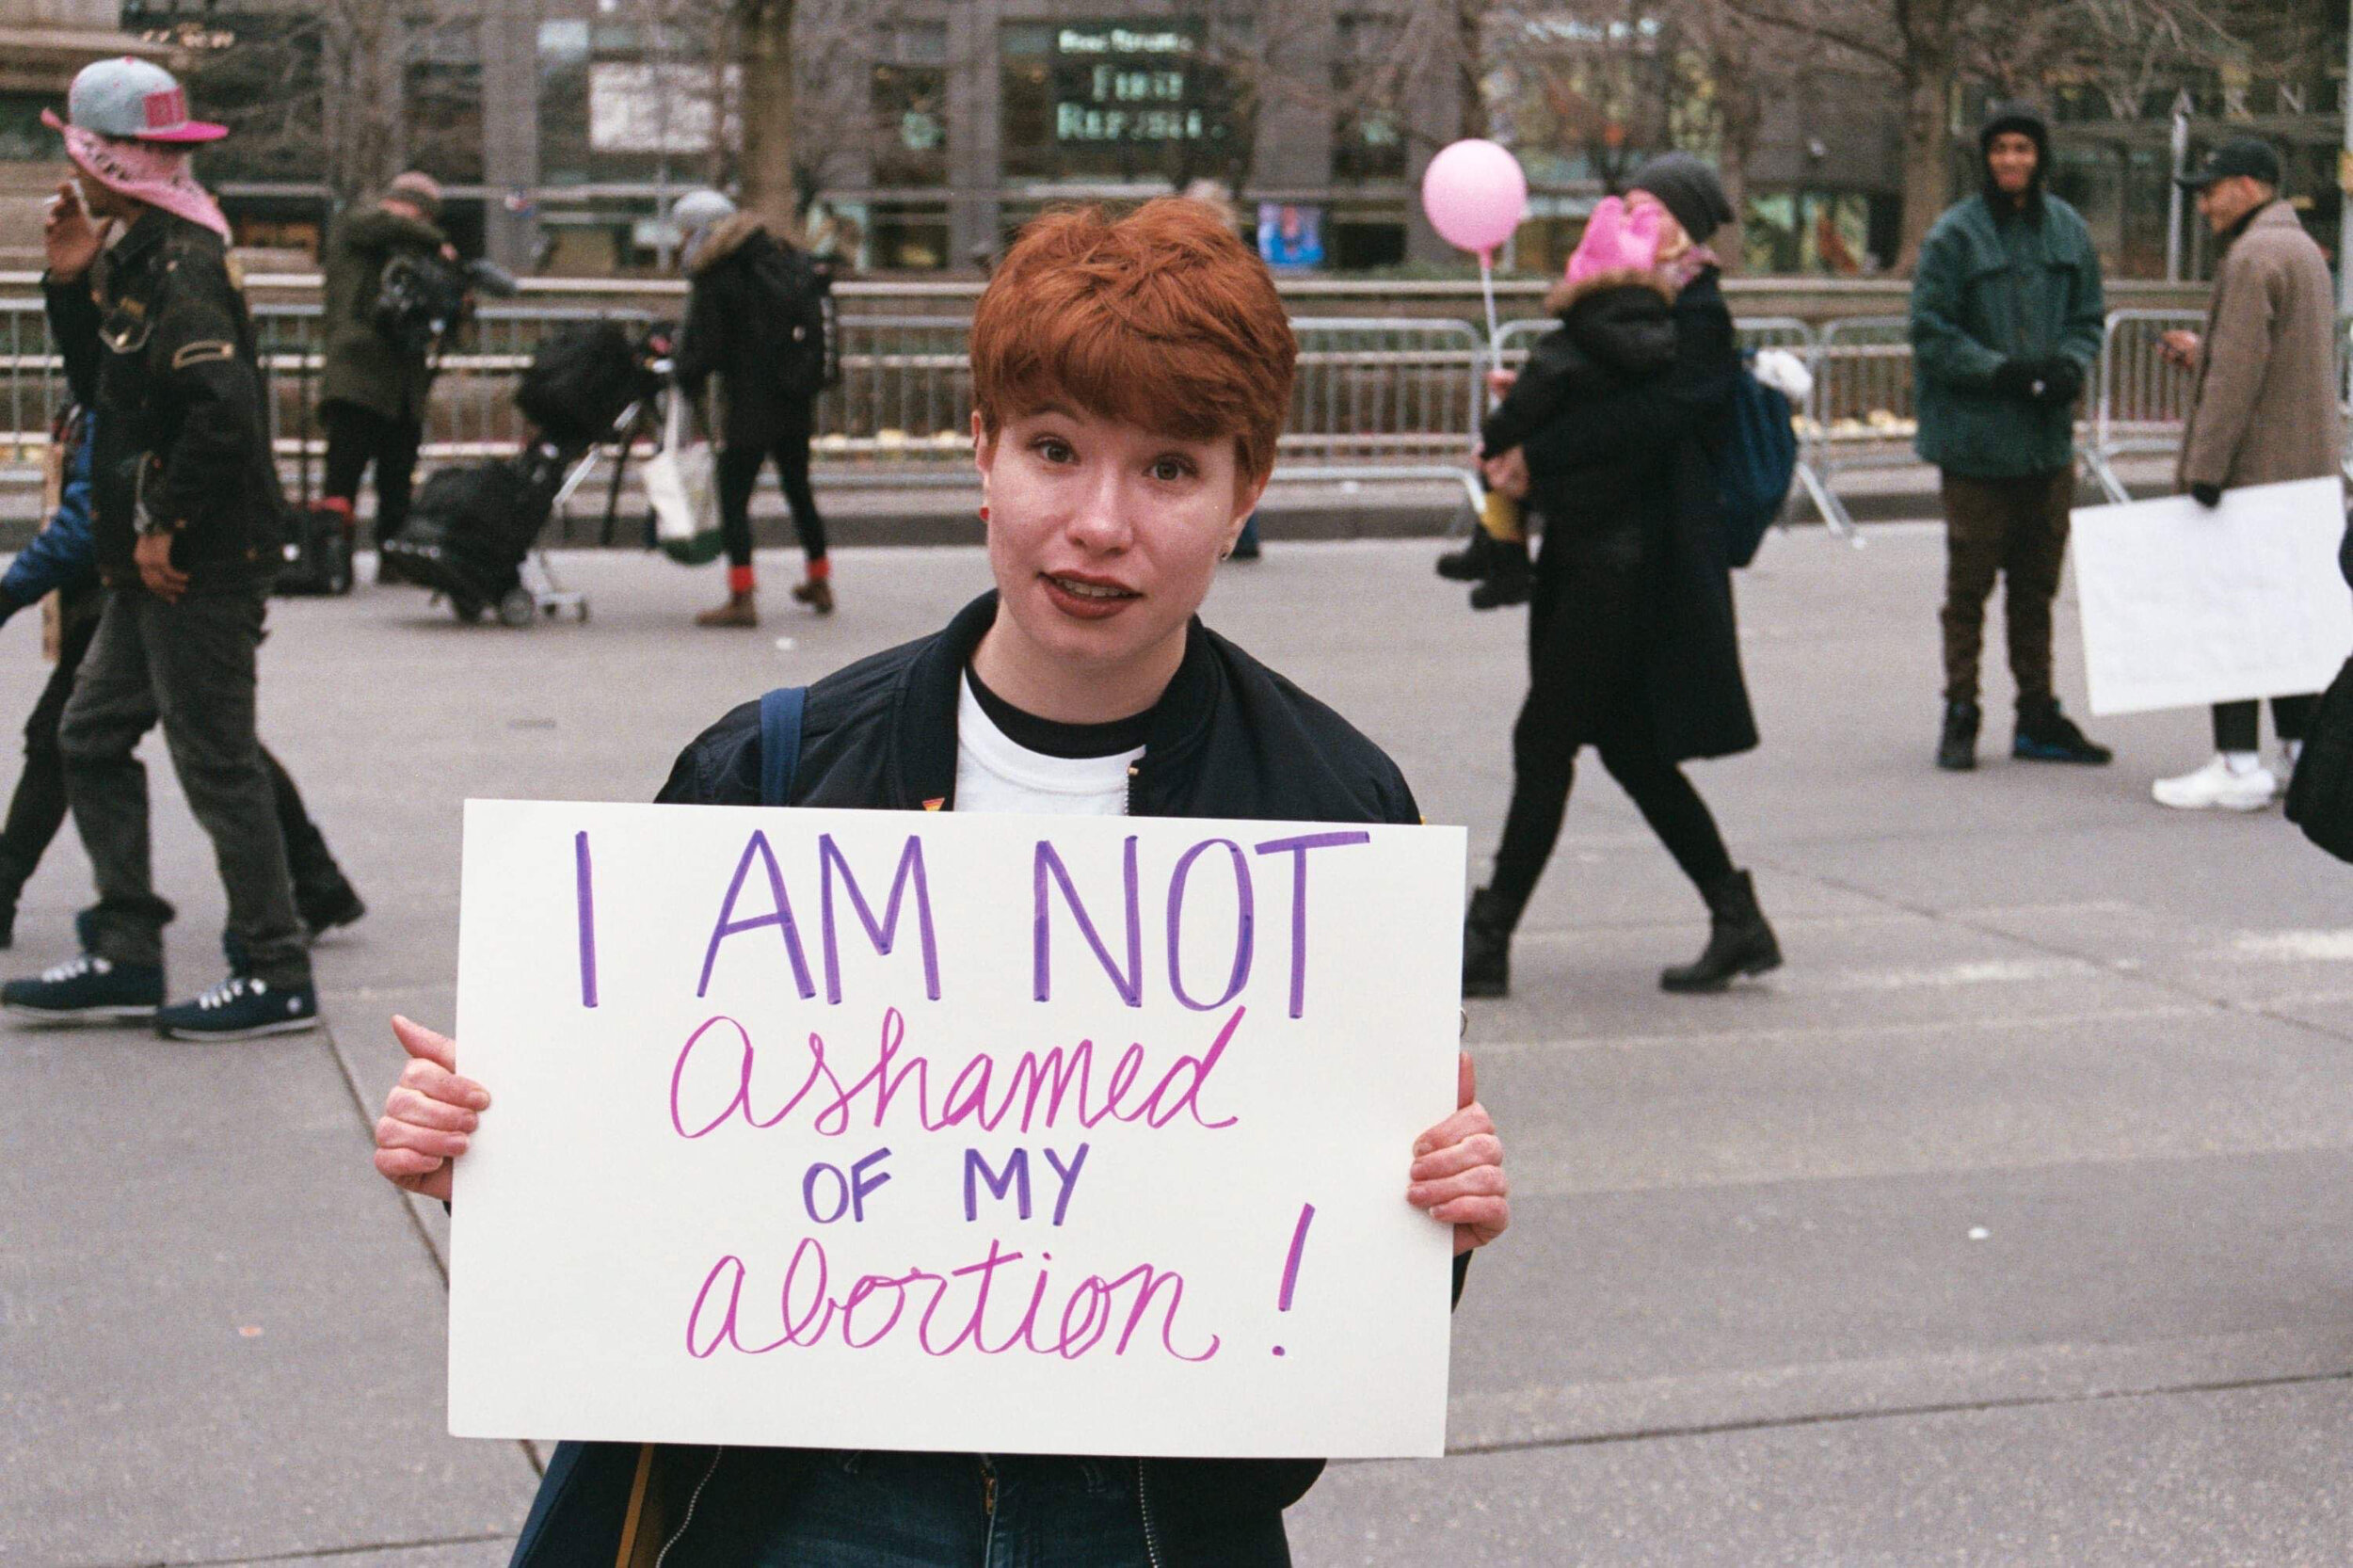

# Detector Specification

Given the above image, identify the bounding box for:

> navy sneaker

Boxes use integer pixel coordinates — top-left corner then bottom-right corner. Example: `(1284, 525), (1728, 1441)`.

(2, 953), (166, 1021)
(152, 974), (319, 1041)
(2013, 701), (2112, 765)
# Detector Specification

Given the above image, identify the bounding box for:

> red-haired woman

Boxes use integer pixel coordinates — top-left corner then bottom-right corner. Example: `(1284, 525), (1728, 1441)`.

(372, 199), (1510, 1567)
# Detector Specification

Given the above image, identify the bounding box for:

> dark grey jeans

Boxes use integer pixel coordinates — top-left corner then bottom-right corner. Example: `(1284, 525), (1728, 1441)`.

(58, 586), (310, 987)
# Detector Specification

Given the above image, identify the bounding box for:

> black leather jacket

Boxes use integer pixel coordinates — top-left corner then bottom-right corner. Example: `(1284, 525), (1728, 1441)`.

(44, 209), (284, 593)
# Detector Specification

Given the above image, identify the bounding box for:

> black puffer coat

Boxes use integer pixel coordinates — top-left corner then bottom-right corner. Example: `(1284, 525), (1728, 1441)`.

(1514, 266), (1758, 763)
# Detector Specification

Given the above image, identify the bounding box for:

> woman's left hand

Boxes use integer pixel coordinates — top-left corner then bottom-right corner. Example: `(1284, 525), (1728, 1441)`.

(1408, 1051), (1509, 1256)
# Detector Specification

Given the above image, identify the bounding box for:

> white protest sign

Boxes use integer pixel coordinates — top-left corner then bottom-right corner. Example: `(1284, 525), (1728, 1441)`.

(448, 800), (1465, 1458)
(2072, 476), (2353, 716)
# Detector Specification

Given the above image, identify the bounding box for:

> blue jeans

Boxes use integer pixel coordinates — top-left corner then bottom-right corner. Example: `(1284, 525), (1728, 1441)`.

(664, 1448), (1158, 1568)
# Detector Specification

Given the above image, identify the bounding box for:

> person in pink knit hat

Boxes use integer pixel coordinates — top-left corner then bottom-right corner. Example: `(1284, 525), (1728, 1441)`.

(1435, 193), (1681, 608)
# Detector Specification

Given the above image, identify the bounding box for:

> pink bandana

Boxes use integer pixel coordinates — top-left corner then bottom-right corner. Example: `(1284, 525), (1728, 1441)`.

(53, 121), (229, 241)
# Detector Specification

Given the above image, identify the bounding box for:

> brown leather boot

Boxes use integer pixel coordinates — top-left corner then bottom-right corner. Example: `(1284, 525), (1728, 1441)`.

(790, 577), (835, 615)
(695, 590), (759, 628)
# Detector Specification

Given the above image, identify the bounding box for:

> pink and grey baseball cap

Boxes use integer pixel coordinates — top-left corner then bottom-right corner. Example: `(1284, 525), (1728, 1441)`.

(41, 57), (227, 144)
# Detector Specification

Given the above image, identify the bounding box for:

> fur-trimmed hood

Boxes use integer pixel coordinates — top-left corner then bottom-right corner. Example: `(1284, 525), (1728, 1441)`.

(1545, 264), (1676, 318)
(686, 211), (775, 276)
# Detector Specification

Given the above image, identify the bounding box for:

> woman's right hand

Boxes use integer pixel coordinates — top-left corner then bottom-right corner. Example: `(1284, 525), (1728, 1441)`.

(1485, 368), (1519, 398)
(374, 1016), (491, 1203)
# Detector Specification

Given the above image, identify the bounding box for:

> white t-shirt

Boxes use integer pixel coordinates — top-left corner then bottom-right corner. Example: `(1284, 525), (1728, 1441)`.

(953, 675), (1143, 816)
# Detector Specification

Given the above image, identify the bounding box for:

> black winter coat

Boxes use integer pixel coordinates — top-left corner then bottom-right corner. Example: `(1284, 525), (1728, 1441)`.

(1515, 266), (1758, 764)
(44, 209), (284, 593)
(674, 213), (826, 449)
(509, 591), (1466, 1568)
(1481, 270), (1678, 459)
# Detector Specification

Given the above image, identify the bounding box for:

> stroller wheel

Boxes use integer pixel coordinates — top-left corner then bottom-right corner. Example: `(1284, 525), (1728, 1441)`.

(498, 586), (536, 628)
(452, 594), (486, 622)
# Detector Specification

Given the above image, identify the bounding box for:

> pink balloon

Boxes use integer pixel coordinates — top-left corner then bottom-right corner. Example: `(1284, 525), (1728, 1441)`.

(1420, 139), (1528, 258)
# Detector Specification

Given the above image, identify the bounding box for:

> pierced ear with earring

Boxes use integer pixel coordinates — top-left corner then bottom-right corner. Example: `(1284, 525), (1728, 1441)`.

(978, 504), (990, 524)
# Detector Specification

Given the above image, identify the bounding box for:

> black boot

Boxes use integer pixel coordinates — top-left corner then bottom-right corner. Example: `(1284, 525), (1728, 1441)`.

(1436, 529), (1502, 582)
(1467, 539), (1532, 610)
(1660, 870), (1782, 993)
(297, 874), (367, 942)
(1936, 700), (1979, 772)
(2012, 699), (2111, 765)
(1462, 888), (1517, 999)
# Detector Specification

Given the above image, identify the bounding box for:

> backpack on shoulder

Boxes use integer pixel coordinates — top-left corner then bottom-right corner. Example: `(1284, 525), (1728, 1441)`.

(747, 245), (839, 402)
(1713, 359), (1801, 568)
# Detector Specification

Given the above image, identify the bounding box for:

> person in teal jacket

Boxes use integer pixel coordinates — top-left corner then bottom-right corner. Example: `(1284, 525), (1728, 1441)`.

(1910, 100), (2110, 773)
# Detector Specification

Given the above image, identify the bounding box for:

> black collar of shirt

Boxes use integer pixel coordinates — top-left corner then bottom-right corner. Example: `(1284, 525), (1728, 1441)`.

(964, 663), (1153, 760)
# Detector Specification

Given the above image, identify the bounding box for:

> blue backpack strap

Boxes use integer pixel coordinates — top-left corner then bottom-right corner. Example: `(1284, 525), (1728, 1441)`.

(758, 685), (807, 807)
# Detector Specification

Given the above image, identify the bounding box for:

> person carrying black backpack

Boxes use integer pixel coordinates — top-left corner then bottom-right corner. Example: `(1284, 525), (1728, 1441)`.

(670, 189), (836, 627)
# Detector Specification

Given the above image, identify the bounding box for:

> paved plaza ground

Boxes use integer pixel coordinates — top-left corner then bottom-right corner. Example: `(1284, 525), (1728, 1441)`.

(6, 528), (2351, 1566)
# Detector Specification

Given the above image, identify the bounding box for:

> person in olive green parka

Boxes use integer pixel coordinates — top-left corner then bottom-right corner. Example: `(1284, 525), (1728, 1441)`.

(1910, 101), (2110, 774)
(318, 170), (451, 552)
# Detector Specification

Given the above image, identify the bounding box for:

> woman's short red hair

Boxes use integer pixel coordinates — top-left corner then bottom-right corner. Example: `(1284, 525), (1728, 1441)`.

(969, 198), (1296, 485)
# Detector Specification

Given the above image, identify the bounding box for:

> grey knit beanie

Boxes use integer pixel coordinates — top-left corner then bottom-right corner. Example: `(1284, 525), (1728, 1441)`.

(1627, 152), (1735, 245)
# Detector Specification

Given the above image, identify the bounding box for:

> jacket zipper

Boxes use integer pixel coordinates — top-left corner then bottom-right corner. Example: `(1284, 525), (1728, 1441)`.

(653, 1446), (725, 1568)
(982, 1455), (999, 1517)
(1125, 760), (1141, 817)
(1135, 1457), (1166, 1568)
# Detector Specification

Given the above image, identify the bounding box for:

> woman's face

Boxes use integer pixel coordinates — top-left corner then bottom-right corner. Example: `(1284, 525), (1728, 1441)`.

(973, 404), (1262, 700)
(1625, 190), (1691, 262)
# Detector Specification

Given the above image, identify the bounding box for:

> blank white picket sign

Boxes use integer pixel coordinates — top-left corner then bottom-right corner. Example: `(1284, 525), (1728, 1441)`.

(2073, 476), (2353, 717)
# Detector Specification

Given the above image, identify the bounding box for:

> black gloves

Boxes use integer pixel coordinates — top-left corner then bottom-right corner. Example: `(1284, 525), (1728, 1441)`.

(2189, 482), (2222, 509)
(2036, 355), (2084, 407)
(1990, 359), (2042, 400)
(1991, 356), (2085, 407)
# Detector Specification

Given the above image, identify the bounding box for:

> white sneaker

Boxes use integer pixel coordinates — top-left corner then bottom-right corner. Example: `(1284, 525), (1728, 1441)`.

(2153, 755), (2278, 811)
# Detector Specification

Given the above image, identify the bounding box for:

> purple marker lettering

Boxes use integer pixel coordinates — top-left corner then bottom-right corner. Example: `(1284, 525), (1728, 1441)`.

(696, 830), (818, 1000)
(1273, 1201), (1316, 1356)
(1166, 838), (1253, 1011)
(1042, 1143), (1090, 1226)
(1033, 838), (1144, 1007)
(669, 1014), (838, 1139)
(1057, 1275), (1112, 1359)
(1252, 832), (1371, 1019)
(1102, 1261), (1222, 1362)
(819, 833), (942, 1006)
(1137, 1006), (1245, 1129)
(574, 831), (599, 1009)
(849, 1146), (892, 1220)
(963, 1146), (1032, 1221)
(684, 1240), (1220, 1362)
(802, 1161), (851, 1224)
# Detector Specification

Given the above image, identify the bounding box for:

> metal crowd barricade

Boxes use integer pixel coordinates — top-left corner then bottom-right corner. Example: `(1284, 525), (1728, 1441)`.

(1804, 314), (1914, 534)
(2087, 308), (2353, 503)
(806, 314), (1491, 516)
(1488, 312), (1842, 540)
(2085, 309), (2203, 505)
(0, 298), (1482, 518)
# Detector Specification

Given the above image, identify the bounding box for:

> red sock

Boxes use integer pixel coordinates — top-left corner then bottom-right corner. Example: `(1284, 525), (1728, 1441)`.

(806, 555), (832, 582)
(728, 565), (756, 595)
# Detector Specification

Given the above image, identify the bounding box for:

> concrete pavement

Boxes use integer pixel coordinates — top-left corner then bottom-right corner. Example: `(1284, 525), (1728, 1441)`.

(5, 530), (2350, 1565)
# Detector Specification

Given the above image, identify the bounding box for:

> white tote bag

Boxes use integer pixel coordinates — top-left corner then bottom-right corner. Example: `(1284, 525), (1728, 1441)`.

(645, 388), (720, 565)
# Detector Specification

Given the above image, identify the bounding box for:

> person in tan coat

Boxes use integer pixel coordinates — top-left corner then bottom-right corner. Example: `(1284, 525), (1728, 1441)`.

(2152, 137), (2347, 810)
